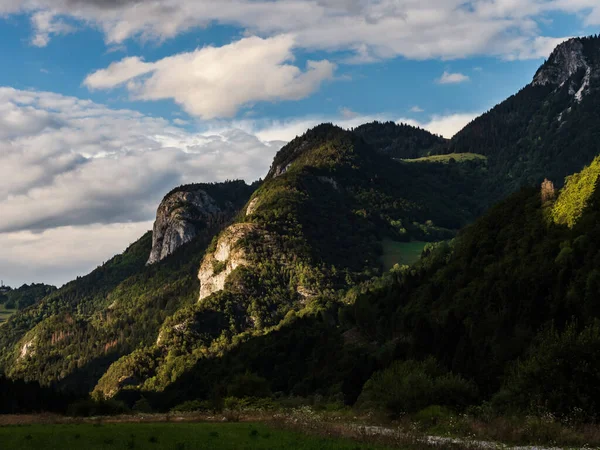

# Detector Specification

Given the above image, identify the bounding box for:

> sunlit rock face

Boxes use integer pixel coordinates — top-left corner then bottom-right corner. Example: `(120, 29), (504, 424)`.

(147, 189), (232, 265)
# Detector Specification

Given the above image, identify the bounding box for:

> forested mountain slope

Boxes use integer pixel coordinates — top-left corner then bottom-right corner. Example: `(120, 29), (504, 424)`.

(0, 181), (255, 394)
(92, 124), (485, 398)
(449, 36), (600, 204)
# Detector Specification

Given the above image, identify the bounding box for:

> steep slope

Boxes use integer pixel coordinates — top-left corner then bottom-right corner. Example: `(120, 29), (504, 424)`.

(449, 36), (600, 204)
(0, 181), (254, 394)
(93, 124), (486, 398)
(353, 121), (447, 159)
(343, 156), (600, 417)
(147, 181), (255, 265)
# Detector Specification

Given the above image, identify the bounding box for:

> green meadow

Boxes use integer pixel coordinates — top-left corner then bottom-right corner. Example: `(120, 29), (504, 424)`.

(0, 422), (396, 450)
(381, 239), (428, 271)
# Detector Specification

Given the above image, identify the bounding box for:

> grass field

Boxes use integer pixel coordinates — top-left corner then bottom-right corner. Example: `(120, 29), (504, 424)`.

(381, 239), (428, 271)
(0, 303), (16, 326)
(0, 422), (398, 450)
(400, 153), (487, 164)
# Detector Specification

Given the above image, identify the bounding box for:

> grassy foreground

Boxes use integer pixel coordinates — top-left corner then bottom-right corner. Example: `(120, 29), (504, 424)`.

(0, 422), (398, 450)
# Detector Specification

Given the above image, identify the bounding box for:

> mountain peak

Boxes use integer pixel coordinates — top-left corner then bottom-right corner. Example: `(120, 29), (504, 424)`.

(532, 36), (600, 103)
(532, 38), (587, 87)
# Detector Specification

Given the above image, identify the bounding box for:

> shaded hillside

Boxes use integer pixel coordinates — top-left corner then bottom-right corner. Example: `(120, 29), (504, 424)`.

(353, 121), (447, 159)
(342, 156), (600, 417)
(449, 36), (600, 205)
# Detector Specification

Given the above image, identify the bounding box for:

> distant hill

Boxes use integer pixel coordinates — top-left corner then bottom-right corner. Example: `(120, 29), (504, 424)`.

(0, 284), (56, 310)
(353, 121), (447, 159)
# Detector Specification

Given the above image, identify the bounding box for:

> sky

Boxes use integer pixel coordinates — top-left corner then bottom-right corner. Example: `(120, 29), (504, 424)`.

(0, 0), (598, 287)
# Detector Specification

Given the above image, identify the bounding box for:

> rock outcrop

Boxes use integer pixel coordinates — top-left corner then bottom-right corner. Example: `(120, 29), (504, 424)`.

(532, 37), (598, 102)
(197, 223), (261, 301)
(147, 182), (256, 265)
(533, 39), (588, 87)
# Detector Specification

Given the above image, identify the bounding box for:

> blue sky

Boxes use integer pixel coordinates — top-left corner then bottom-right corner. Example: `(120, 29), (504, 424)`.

(0, 0), (599, 286)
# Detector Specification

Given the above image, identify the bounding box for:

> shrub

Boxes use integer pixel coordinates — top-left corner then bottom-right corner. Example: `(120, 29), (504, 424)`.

(357, 357), (477, 416)
(413, 405), (453, 428)
(171, 400), (213, 413)
(227, 372), (271, 398)
(499, 321), (600, 420)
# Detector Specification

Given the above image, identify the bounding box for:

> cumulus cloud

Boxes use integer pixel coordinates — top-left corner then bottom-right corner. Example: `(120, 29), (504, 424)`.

(0, 0), (593, 60)
(437, 71), (470, 85)
(410, 106), (424, 113)
(0, 87), (284, 235)
(0, 222), (152, 287)
(84, 36), (336, 119)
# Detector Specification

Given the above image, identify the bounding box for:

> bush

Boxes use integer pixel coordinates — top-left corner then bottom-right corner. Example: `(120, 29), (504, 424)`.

(499, 321), (600, 420)
(413, 405), (453, 428)
(357, 357), (477, 416)
(132, 397), (153, 414)
(171, 400), (213, 413)
(227, 372), (271, 398)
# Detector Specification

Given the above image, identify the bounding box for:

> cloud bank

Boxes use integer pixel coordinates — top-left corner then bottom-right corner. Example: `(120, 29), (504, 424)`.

(0, 0), (593, 61)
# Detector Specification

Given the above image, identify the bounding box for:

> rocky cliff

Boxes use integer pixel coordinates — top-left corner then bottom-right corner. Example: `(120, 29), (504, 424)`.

(147, 181), (256, 265)
(532, 37), (600, 102)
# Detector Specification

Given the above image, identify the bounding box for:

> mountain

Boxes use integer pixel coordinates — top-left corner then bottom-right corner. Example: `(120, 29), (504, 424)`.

(0, 181), (255, 394)
(92, 124), (485, 398)
(4, 36), (600, 419)
(343, 157), (600, 417)
(0, 124), (484, 398)
(353, 121), (447, 159)
(448, 36), (600, 205)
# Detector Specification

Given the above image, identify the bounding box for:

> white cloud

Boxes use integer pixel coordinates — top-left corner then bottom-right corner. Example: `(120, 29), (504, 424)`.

(339, 107), (359, 119)
(0, 87), (285, 236)
(410, 106), (424, 113)
(437, 71), (470, 85)
(85, 35), (335, 119)
(30, 11), (75, 47)
(0, 222), (152, 287)
(503, 35), (573, 60)
(0, 0), (593, 61)
(398, 112), (480, 138)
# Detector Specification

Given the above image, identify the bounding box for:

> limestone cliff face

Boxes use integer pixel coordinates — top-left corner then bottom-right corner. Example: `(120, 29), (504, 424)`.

(532, 38), (598, 102)
(147, 189), (232, 265)
(197, 223), (260, 301)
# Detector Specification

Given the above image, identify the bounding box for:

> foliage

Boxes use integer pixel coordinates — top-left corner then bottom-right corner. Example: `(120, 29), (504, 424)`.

(500, 321), (600, 419)
(551, 156), (600, 227)
(0, 283), (56, 310)
(357, 358), (477, 415)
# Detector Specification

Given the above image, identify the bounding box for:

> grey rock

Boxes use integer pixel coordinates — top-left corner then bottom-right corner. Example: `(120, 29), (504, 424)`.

(147, 189), (223, 265)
